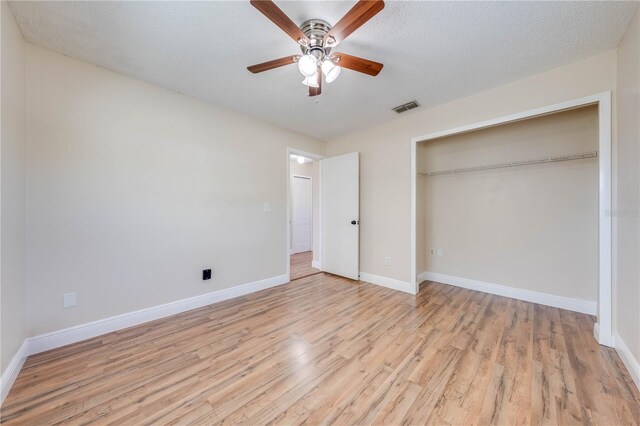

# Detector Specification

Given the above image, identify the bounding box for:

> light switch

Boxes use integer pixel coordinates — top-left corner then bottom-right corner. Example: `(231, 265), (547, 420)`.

(263, 202), (270, 212)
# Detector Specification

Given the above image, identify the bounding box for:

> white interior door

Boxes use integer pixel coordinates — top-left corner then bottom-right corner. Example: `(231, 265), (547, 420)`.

(321, 152), (359, 280)
(292, 176), (312, 254)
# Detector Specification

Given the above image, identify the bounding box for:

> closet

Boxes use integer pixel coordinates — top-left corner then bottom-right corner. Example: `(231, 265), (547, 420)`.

(415, 105), (599, 304)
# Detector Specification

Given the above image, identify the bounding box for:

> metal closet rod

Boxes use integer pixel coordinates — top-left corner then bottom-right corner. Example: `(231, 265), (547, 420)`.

(418, 151), (598, 177)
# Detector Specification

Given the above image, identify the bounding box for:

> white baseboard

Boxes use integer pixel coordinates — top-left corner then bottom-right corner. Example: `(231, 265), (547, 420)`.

(359, 272), (416, 295)
(1, 340), (29, 406)
(417, 271), (431, 286)
(0, 273), (289, 405)
(311, 260), (321, 269)
(591, 323), (614, 347)
(1, 274), (289, 406)
(616, 333), (640, 392)
(419, 271), (597, 315)
(27, 273), (289, 356)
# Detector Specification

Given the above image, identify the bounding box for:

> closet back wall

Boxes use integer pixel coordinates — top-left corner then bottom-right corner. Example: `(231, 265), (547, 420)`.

(419, 105), (598, 302)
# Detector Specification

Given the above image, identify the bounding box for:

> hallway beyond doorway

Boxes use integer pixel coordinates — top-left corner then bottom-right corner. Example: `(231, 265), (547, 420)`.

(290, 251), (321, 281)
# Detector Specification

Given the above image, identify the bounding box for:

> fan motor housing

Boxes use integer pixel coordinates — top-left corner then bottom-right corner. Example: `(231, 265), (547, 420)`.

(300, 19), (332, 57)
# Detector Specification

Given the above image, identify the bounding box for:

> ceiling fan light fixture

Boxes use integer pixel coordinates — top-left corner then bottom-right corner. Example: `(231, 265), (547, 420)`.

(321, 59), (341, 83)
(247, 0), (385, 97)
(302, 72), (319, 88)
(298, 54), (318, 77)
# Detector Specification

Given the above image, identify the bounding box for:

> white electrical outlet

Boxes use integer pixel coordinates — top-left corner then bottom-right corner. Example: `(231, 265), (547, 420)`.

(63, 292), (76, 308)
(429, 248), (435, 256)
(384, 256), (391, 266)
(437, 249), (443, 257)
(263, 202), (270, 212)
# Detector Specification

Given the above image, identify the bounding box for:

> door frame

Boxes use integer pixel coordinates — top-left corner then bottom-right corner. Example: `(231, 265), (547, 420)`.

(291, 174), (313, 255)
(410, 91), (613, 347)
(286, 148), (325, 281)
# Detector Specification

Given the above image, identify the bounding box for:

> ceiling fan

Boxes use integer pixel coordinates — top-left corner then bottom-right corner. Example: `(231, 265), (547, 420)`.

(247, 0), (384, 97)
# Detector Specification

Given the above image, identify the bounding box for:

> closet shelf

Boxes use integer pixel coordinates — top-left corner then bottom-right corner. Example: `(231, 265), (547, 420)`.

(418, 150), (598, 177)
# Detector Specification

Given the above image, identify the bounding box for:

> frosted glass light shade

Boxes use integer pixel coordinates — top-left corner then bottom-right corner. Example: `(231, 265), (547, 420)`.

(302, 72), (319, 88)
(298, 54), (318, 77)
(321, 59), (341, 83)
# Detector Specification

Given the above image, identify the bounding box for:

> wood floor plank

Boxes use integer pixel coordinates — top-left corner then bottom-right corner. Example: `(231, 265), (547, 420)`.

(2, 276), (638, 425)
(478, 300), (534, 425)
(426, 294), (512, 425)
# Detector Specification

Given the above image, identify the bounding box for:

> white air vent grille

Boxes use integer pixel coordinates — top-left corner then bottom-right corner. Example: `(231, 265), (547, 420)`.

(392, 100), (421, 113)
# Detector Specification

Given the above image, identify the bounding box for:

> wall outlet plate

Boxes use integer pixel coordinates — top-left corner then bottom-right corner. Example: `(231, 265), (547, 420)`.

(384, 256), (391, 266)
(203, 269), (212, 280)
(63, 292), (76, 308)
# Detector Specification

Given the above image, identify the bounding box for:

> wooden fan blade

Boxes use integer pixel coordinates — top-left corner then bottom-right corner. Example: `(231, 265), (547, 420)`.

(247, 55), (299, 73)
(332, 52), (383, 76)
(309, 66), (322, 96)
(250, 0), (310, 46)
(323, 0), (384, 47)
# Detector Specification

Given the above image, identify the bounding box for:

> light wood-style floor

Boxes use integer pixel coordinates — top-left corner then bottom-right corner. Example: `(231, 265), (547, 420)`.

(2, 274), (639, 425)
(290, 251), (320, 281)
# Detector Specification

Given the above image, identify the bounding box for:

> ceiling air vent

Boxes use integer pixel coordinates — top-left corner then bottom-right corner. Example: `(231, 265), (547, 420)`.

(392, 100), (421, 113)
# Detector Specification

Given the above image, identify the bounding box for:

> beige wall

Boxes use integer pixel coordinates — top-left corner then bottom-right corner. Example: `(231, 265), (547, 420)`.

(419, 106), (598, 301)
(326, 51), (617, 284)
(289, 159), (319, 262)
(1, 1), (27, 374)
(616, 6), (640, 365)
(25, 44), (324, 336)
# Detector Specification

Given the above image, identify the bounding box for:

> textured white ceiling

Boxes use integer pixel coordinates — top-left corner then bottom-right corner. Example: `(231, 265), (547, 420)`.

(9, 1), (637, 140)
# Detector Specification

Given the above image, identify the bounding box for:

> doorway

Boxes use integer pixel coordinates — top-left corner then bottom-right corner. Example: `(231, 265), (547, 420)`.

(286, 148), (361, 283)
(288, 151), (322, 280)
